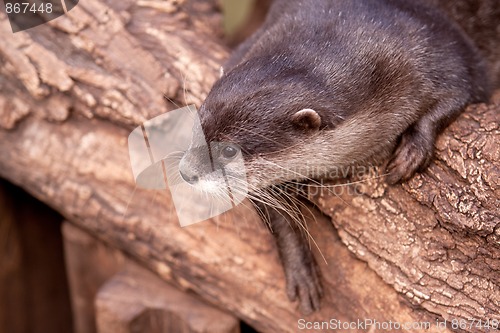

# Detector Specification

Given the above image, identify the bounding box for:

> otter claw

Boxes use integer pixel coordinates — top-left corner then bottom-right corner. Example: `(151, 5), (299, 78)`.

(386, 128), (434, 184)
(284, 251), (323, 314)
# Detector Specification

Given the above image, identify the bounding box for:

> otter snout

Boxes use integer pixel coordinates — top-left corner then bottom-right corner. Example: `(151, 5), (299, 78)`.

(179, 168), (199, 184)
(178, 148), (208, 185)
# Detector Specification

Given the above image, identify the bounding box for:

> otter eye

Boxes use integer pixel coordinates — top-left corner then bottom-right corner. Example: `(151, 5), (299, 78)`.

(221, 145), (239, 159)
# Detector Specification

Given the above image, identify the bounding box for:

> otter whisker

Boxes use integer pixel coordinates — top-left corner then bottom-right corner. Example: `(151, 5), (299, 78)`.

(259, 159), (324, 186)
(163, 93), (182, 109)
(267, 186), (327, 264)
(120, 184), (138, 224)
(228, 125), (327, 155)
(227, 126), (288, 150)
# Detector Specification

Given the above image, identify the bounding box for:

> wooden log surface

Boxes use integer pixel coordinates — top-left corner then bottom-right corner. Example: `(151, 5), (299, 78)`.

(63, 221), (240, 333)
(312, 97), (500, 324)
(0, 0), (499, 332)
(63, 222), (127, 333)
(96, 261), (240, 333)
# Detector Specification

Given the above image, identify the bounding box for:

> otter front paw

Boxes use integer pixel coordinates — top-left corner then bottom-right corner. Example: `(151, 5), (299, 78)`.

(284, 250), (323, 314)
(386, 127), (435, 184)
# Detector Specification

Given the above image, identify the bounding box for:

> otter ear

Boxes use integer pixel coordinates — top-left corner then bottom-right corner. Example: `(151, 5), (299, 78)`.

(219, 66), (225, 78)
(291, 108), (321, 131)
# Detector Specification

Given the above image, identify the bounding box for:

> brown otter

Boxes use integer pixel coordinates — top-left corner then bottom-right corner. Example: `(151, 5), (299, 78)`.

(179, 0), (499, 313)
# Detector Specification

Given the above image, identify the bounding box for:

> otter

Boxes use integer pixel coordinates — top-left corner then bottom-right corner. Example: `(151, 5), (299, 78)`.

(179, 0), (499, 313)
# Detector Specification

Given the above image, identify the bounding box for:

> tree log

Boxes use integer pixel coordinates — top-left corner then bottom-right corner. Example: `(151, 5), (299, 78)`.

(96, 261), (240, 333)
(311, 94), (500, 325)
(0, 1), (498, 332)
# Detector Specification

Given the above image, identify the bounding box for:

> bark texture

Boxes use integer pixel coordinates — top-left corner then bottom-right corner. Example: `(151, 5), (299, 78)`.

(312, 94), (500, 325)
(0, 1), (498, 332)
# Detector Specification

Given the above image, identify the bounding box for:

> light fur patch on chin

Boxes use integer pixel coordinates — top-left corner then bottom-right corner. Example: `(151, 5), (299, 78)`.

(195, 179), (225, 195)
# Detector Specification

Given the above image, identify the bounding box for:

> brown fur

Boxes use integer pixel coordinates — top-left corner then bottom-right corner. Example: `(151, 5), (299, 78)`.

(180, 0), (498, 313)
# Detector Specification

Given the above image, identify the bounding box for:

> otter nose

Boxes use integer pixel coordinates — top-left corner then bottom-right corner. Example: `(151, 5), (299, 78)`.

(179, 170), (199, 184)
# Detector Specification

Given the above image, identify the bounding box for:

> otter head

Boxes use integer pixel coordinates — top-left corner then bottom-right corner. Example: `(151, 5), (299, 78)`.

(178, 57), (349, 195)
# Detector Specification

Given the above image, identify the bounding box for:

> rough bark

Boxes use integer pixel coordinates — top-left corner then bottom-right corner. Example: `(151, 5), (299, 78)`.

(0, 1), (498, 332)
(311, 94), (500, 325)
(0, 0), (226, 130)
